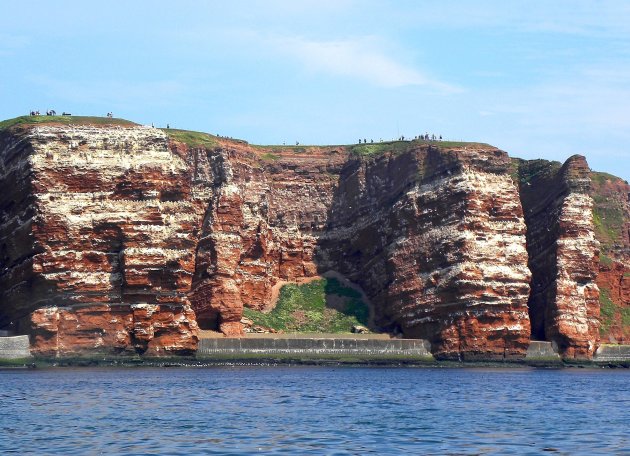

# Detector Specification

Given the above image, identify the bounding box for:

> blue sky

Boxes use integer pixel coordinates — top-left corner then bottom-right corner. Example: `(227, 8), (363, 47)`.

(1, 0), (629, 180)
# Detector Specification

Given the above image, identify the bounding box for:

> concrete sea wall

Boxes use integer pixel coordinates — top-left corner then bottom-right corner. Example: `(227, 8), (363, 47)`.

(198, 338), (433, 357)
(525, 341), (562, 360)
(1, 334), (629, 364)
(594, 344), (630, 362)
(0, 335), (31, 359)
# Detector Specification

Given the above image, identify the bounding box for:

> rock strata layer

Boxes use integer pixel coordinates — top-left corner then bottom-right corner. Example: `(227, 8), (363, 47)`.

(516, 157), (600, 358)
(316, 148), (532, 360)
(0, 124), (200, 355)
(0, 120), (613, 359)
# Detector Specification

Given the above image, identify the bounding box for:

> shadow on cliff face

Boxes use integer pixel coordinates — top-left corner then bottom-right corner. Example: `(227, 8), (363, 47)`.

(189, 148), (229, 333)
(94, 222), (125, 301)
(313, 144), (536, 360)
(515, 155), (601, 358)
(184, 141), (602, 360)
(516, 159), (563, 341)
(0, 181), (70, 336)
(312, 145), (470, 340)
(313, 148), (425, 335)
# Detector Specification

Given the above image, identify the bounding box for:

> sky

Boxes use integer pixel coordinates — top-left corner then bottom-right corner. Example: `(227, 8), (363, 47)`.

(1, 0), (629, 180)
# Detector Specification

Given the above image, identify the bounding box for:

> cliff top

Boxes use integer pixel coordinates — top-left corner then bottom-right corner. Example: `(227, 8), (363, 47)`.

(0, 115), (138, 131)
(0, 115), (493, 155)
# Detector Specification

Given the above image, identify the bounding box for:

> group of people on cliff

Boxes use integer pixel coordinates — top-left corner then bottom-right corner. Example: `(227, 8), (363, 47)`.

(417, 133), (442, 141)
(29, 109), (74, 116)
(28, 110), (116, 117)
(357, 133), (443, 144)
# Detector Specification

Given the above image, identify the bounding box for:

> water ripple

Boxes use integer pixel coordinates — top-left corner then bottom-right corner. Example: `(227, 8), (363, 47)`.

(0, 367), (628, 454)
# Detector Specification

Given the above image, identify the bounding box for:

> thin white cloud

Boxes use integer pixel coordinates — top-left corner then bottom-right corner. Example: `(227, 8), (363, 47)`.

(268, 35), (461, 92)
(27, 76), (185, 108)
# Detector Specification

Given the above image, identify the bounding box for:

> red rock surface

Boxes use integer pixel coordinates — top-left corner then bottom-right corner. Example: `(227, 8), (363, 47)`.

(0, 121), (612, 359)
(188, 144), (345, 336)
(315, 147), (532, 360)
(30, 304), (198, 356)
(1, 124), (200, 355)
(516, 156), (600, 358)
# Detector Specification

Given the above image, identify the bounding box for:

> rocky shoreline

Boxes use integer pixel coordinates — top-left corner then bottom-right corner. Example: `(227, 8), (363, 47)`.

(2, 354), (628, 369)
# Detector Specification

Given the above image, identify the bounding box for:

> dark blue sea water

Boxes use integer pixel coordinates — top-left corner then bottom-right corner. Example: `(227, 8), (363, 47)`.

(0, 366), (628, 455)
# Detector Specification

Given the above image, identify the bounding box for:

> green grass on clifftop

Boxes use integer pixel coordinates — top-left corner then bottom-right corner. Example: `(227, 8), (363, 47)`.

(433, 140), (491, 149)
(0, 115), (137, 131)
(591, 171), (625, 186)
(243, 278), (370, 333)
(160, 128), (219, 148)
(252, 144), (312, 154)
(348, 141), (411, 156)
(348, 139), (490, 157)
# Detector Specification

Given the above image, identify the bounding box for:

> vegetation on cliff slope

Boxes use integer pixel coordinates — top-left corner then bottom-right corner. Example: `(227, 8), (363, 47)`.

(599, 287), (630, 340)
(243, 278), (370, 333)
(511, 158), (563, 185)
(591, 171), (626, 251)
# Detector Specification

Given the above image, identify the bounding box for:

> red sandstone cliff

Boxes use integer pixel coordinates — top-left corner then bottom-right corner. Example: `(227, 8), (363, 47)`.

(515, 156), (600, 358)
(0, 118), (615, 359)
(189, 142), (533, 360)
(0, 123), (200, 355)
(315, 147), (532, 360)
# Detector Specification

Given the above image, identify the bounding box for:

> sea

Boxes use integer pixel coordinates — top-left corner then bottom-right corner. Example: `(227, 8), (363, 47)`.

(0, 366), (628, 455)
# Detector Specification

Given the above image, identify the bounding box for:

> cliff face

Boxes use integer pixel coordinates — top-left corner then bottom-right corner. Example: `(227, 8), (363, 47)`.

(516, 156), (600, 358)
(316, 148), (532, 360)
(0, 124), (200, 355)
(189, 142), (533, 359)
(0, 118), (610, 359)
(188, 143), (346, 336)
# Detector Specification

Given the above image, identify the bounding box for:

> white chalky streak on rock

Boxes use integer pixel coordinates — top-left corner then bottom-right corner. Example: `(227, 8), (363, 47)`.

(13, 125), (201, 354)
(401, 169), (531, 329)
(554, 192), (600, 342)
